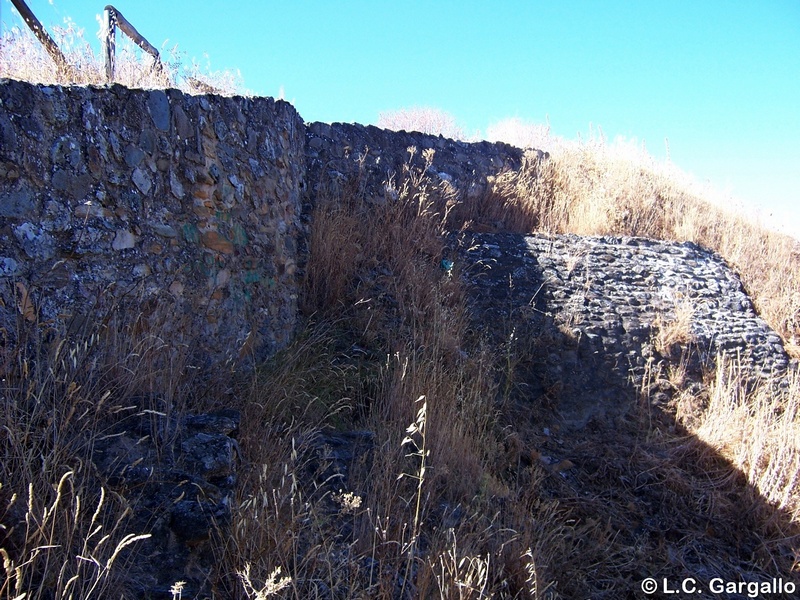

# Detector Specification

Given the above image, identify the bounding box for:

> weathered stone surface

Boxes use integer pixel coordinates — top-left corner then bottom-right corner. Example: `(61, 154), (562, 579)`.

(147, 89), (171, 132)
(201, 230), (234, 253)
(305, 121), (523, 208)
(91, 407), (240, 598)
(151, 223), (178, 238)
(112, 229), (138, 250)
(131, 166), (152, 194)
(457, 232), (794, 428)
(0, 256), (18, 276)
(0, 79), (305, 368)
(0, 188), (36, 218)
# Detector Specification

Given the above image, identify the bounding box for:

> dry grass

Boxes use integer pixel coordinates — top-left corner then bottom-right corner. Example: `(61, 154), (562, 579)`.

(0, 299), (200, 598)
(683, 362), (800, 525)
(378, 107), (468, 141)
(271, 151), (550, 597)
(653, 298), (696, 358)
(0, 15), (244, 94)
(212, 153), (598, 598)
(479, 122), (800, 349)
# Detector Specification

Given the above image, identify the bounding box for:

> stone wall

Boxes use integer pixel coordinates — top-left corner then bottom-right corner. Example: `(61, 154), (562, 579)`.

(305, 121), (524, 205)
(93, 408), (241, 598)
(0, 80), (534, 373)
(458, 232), (792, 428)
(3, 80), (798, 597)
(0, 78), (793, 391)
(1, 79), (305, 366)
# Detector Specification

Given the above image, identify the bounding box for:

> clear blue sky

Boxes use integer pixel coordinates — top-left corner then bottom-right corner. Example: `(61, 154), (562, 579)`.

(3, 0), (799, 239)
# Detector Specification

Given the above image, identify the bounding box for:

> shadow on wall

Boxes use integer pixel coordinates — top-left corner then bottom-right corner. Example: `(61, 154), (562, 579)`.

(456, 231), (799, 598)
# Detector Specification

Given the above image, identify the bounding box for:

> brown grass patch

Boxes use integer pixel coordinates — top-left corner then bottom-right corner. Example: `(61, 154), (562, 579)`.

(0, 301), (201, 598)
(470, 136), (800, 346)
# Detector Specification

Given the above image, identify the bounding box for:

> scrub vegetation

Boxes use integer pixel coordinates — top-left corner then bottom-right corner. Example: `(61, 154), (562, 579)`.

(0, 16), (244, 95)
(2, 22), (799, 600)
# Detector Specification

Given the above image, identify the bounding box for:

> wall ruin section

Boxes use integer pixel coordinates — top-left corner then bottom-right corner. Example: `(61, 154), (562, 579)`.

(305, 120), (524, 206)
(1, 80), (528, 372)
(1, 79), (793, 386)
(1, 79), (305, 366)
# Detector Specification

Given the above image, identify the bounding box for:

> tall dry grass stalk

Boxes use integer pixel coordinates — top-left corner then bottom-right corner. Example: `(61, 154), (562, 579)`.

(653, 298), (696, 358)
(0, 473), (150, 600)
(0, 295), (205, 598)
(681, 362), (800, 525)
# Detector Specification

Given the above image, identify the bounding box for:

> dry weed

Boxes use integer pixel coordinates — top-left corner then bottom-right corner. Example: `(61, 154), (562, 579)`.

(0, 16), (244, 94)
(653, 298), (696, 357)
(378, 107), (467, 140)
(0, 300), (200, 597)
(683, 362), (800, 524)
